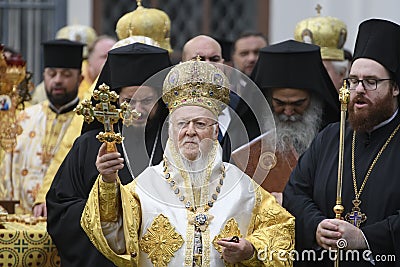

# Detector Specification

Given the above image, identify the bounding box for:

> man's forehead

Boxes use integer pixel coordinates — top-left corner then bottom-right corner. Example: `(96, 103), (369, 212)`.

(187, 41), (221, 55)
(172, 106), (216, 120)
(121, 86), (157, 97)
(350, 58), (388, 76)
(235, 36), (266, 49)
(45, 67), (78, 72)
(272, 88), (310, 97)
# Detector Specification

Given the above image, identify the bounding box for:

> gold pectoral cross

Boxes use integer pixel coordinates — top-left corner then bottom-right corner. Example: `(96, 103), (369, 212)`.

(75, 83), (140, 152)
(345, 199), (367, 228)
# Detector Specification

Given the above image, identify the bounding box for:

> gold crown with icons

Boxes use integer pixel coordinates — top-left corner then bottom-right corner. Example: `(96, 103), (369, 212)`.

(294, 4), (347, 61)
(115, 0), (172, 53)
(56, 24), (97, 58)
(162, 59), (230, 116)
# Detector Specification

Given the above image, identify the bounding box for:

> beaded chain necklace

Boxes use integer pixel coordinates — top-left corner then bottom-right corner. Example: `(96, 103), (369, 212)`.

(345, 123), (400, 227)
(162, 156), (226, 232)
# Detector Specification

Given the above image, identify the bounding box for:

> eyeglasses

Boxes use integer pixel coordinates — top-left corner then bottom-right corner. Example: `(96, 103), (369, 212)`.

(174, 119), (218, 131)
(344, 77), (392, 91)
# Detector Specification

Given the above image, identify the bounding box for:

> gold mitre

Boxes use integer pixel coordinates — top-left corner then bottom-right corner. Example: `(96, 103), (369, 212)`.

(162, 60), (230, 116)
(294, 8), (347, 61)
(115, 0), (172, 53)
(56, 24), (97, 58)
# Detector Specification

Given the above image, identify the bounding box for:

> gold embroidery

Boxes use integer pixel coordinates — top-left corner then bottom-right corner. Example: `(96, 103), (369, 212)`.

(184, 216), (195, 266)
(140, 214), (184, 266)
(212, 218), (242, 254)
(99, 179), (120, 222)
(252, 208), (294, 266)
(202, 223), (211, 266)
(256, 208), (281, 227)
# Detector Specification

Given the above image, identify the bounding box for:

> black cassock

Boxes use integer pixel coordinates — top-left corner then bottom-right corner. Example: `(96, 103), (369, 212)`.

(46, 124), (164, 267)
(284, 113), (400, 267)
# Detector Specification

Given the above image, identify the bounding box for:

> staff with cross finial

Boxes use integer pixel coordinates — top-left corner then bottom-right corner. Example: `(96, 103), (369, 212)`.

(315, 4), (322, 15)
(75, 83), (140, 152)
(332, 80), (350, 267)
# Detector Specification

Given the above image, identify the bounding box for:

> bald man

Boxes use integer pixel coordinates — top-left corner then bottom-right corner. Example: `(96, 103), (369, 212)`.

(181, 35), (261, 164)
(181, 35), (224, 63)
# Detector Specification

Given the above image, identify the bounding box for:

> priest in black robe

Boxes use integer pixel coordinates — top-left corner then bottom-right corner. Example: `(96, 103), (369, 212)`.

(284, 19), (400, 267)
(46, 43), (171, 266)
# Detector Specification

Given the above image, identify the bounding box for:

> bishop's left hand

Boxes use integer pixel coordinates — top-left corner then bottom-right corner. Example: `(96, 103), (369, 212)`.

(316, 219), (367, 250)
(217, 237), (254, 263)
(329, 219), (368, 250)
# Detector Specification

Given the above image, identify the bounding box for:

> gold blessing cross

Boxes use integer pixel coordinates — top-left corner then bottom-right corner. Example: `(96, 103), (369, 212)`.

(75, 83), (140, 152)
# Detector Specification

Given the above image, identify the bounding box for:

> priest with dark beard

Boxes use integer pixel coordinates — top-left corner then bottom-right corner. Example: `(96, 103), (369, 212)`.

(283, 19), (400, 267)
(248, 40), (339, 194)
(46, 43), (171, 266)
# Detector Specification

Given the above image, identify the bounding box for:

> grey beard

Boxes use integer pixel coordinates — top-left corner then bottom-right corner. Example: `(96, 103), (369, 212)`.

(274, 98), (323, 155)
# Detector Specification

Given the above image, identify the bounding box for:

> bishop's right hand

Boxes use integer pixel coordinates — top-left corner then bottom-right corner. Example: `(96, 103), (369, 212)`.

(96, 143), (124, 183)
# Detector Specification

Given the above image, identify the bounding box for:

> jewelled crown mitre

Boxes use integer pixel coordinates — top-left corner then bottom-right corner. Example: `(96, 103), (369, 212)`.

(56, 24), (97, 58)
(162, 60), (230, 116)
(294, 8), (347, 61)
(115, 0), (172, 53)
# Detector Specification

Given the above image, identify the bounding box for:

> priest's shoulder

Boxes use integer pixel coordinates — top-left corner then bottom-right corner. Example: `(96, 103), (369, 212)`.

(310, 121), (342, 148)
(17, 100), (47, 120)
(318, 121), (341, 136)
(72, 128), (103, 149)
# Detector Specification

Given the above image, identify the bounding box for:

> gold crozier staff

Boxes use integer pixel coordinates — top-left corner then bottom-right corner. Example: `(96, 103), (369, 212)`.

(333, 81), (349, 267)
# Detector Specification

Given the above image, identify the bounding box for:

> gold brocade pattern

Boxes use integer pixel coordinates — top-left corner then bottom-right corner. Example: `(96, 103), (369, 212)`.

(257, 208), (295, 251)
(139, 214), (184, 266)
(125, 182), (141, 260)
(99, 179), (120, 222)
(0, 101), (75, 214)
(41, 107), (69, 164)
(0, 220), (60, 267)
(212, 218), (241, 254)
(81, 176), (133, 267)
(81, 160), (295, 266)
(202, 225), (211, 267)
(247, 189), (295, 267)
(184, 217), (195, 266)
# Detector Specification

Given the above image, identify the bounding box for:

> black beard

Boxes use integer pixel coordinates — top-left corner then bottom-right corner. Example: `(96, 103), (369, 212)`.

(45, 86), (78, 107)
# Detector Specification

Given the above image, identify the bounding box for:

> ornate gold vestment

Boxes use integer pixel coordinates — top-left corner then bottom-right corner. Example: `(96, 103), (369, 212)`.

(81, 141), (295, 267)
(0, 101), (76, 213)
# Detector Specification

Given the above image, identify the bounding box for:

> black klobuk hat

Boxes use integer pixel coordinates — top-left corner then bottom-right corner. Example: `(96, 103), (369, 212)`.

(82, 42), (171, 134)
(42, 39), (84, 69)
(353, 19), (400, 86)
(251, 39), (339, 125)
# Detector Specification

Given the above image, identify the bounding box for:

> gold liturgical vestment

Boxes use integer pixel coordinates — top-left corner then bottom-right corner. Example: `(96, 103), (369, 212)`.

(81, 140), (295, 267)
(0, 100), (76, 214)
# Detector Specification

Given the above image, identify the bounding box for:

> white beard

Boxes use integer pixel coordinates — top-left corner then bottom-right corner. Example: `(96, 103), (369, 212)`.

(180, 155), (210, 188)
(274, 97), (323, 156)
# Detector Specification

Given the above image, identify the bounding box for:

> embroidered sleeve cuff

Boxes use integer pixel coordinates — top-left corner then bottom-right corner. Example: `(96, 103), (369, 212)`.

(240, 246), (259, 267)
(99, 178), (120, 222)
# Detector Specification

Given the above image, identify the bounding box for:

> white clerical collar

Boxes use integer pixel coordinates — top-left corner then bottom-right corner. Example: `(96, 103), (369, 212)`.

(49, 96), (79, 114)
(371, 108), (398, 132)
